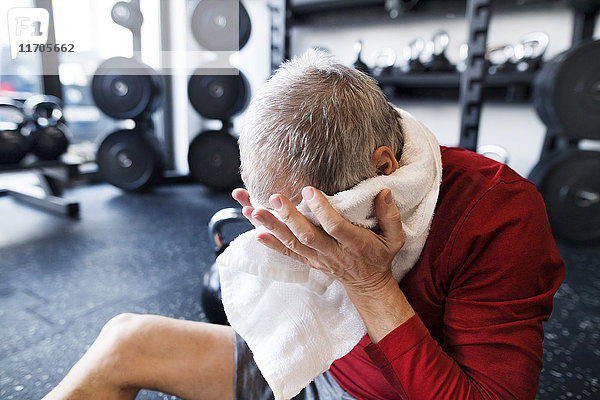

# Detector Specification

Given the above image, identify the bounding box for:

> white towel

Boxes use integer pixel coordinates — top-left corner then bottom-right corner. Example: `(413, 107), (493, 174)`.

(218, 109), (442, 400)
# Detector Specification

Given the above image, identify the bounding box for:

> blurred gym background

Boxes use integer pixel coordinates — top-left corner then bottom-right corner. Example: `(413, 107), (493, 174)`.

(0, 0), (599, 399)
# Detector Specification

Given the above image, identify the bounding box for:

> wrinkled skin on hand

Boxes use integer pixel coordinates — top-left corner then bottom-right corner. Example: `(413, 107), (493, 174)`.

(232, 186), (406, 297)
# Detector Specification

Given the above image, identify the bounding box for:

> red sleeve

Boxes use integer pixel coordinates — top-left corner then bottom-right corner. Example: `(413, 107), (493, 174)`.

(364, 180), (565, 400)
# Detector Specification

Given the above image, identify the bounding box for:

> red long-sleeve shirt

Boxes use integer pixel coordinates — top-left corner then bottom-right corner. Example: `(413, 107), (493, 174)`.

(328, 146), (565, 400)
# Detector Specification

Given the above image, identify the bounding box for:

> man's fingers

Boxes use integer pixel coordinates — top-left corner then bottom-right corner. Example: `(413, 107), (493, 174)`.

(269, 194), (339, 255)
(255, 231), (310, 265)
(232, 188), (252, 207)
(302, 187), (362, 245)
(252, 207), (320, 260)
(232, 189), (262, 227)
(241, 206), (262, 227)
(374, 189), (406, 251)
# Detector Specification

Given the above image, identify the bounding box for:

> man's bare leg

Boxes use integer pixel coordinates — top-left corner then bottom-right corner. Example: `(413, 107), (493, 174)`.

(43, 313), (235, 400)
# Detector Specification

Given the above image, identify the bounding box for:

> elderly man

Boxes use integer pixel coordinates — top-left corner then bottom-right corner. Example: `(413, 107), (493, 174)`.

(44, 50), (564, 400)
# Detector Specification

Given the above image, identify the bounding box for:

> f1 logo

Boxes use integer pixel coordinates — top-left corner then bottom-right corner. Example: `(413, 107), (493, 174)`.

(7, 8), (49, 59)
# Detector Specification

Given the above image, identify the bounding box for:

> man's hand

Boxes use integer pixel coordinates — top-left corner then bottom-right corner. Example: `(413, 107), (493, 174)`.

(232, 186), (415, 342)
(233, 187), (404, 294)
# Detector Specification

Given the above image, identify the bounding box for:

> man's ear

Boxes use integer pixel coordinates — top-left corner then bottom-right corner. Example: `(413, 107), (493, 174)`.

(371, 146), (400, 175)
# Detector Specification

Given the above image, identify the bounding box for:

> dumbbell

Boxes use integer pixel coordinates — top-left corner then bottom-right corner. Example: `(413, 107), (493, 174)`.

(485, 44), (515, 75)
(512, 32), (549, 72)
(23, 94), (64, 126)
(385, 0), (419, 17)
(0, 98), (27, 127)
(201, 208), (252, 325)
(372, 47), (397, 76)
(352, 40), (371, 75)
(23, 95), (70, 161)
(0, 126), (30, 165)
(0, 98), (29, 165)
(424, 31), (456, 72)
(405, 37), (427, 72)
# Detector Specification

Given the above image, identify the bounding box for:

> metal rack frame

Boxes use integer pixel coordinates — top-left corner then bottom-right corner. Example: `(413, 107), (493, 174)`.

(0, 160), (80, 218)
(269, 0), (598, 152)
(458, 0), (491, 151)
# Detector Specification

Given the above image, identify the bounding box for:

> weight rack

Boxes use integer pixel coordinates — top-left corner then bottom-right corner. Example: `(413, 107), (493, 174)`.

(0, 159), (80, 218)
(268, 0), (581, 151)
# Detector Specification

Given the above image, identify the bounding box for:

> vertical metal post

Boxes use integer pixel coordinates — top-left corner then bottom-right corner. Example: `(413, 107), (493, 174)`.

(572, 9), (597, 46)
(458, 0), (491, 151)
(269, 0), (290, 74)
(130, 0), (143, 54)
(159, 0), (175, 171)
(34, 0), (62, 99)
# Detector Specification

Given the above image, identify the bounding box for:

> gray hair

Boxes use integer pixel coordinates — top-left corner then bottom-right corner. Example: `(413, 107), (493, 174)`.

(239, 48), (404, 207)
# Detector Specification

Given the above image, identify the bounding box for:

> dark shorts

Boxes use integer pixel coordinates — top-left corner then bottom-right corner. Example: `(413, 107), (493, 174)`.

(234, 332), (358, 400)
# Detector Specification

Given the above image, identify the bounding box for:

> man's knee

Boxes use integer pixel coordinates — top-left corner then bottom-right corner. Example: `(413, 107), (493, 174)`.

(94, 313), (151, 370)
(101, 312), (142, 335)
(100, 313), (144, 341)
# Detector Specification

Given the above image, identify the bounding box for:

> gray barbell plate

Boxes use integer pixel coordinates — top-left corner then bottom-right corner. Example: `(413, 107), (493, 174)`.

(188, 71), (250, 120)
(187, 130), (241, 191)
(92, 57), (162, 120)
(533, 40), (600, 140)
(530, 149), (600, 245)
(97, 129), (164, 191)
(191, 0), (252, 51)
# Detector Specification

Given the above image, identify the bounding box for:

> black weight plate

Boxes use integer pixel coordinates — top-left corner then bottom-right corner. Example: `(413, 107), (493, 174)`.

(534, 150), (600, 245)
(533, 40), (600, 139)
(0, 128), (29, 165)
(30, 123), (70, 160)
(92, 57), (162, 120)
(188, 72), (250, 120)
(191, 0), (251, 51)
(188, 130), (241, 190)
(97, 129), (164, 191)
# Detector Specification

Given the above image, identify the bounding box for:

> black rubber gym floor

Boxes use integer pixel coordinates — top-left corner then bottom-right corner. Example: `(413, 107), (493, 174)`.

(0, 183), (599, 400)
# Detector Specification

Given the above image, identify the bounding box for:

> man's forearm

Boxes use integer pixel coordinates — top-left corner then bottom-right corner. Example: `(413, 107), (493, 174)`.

(345, 276), (415, 343)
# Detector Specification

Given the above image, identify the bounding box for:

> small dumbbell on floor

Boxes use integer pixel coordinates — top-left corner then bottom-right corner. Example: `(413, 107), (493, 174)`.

(0, 98), (29, 165)
(23, 95), (70, 161)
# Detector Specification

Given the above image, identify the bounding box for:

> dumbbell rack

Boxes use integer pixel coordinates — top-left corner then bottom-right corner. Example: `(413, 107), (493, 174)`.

(0, 159), (80, 218)
(269, 0), (564, 151)
(375, 70), (535, 101)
